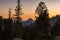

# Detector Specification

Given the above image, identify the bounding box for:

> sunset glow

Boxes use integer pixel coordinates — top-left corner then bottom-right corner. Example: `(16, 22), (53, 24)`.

(0, 0), (60, 20)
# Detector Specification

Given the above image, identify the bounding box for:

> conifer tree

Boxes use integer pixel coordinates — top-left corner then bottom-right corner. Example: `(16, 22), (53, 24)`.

(15, 0), (23, 28)
(35, 2), (50, 40)
(13, 0), (23, 39)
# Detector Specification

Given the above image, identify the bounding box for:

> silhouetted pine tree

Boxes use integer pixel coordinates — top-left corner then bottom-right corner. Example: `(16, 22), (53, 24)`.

(34, 2), (51, 40)
(13, 0), (23, 39)
(8, 8), (12, 19)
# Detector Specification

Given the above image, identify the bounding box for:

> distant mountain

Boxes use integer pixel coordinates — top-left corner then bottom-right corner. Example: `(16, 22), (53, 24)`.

(22, 18), (35, 26)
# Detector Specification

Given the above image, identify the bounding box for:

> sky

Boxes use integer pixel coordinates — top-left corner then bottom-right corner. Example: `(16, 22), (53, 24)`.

(0, 0), (60, 20)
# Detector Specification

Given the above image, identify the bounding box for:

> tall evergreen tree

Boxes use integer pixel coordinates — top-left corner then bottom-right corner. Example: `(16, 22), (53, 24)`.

(35, 2), (50, 40)
(14, 0), (23, 27)
(8, 8), (12, 19)
(13, 0), (23, 39)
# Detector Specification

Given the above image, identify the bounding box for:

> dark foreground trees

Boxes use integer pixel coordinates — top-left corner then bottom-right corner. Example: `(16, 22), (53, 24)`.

(51, 15), (60, 40)
(0, 16), (3, 40)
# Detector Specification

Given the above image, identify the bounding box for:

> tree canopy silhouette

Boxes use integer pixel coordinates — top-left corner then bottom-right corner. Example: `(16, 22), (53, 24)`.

(34, 2), (51, 40)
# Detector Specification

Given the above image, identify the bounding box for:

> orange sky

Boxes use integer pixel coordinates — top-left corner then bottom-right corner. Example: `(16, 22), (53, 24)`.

(0, 9), (60, 20)
(0, 7), (60, 20)
(0, 0), (60, 20)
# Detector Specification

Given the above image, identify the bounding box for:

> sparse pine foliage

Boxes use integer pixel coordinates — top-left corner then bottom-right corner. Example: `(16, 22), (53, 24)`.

(13, 0), (23, 39)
